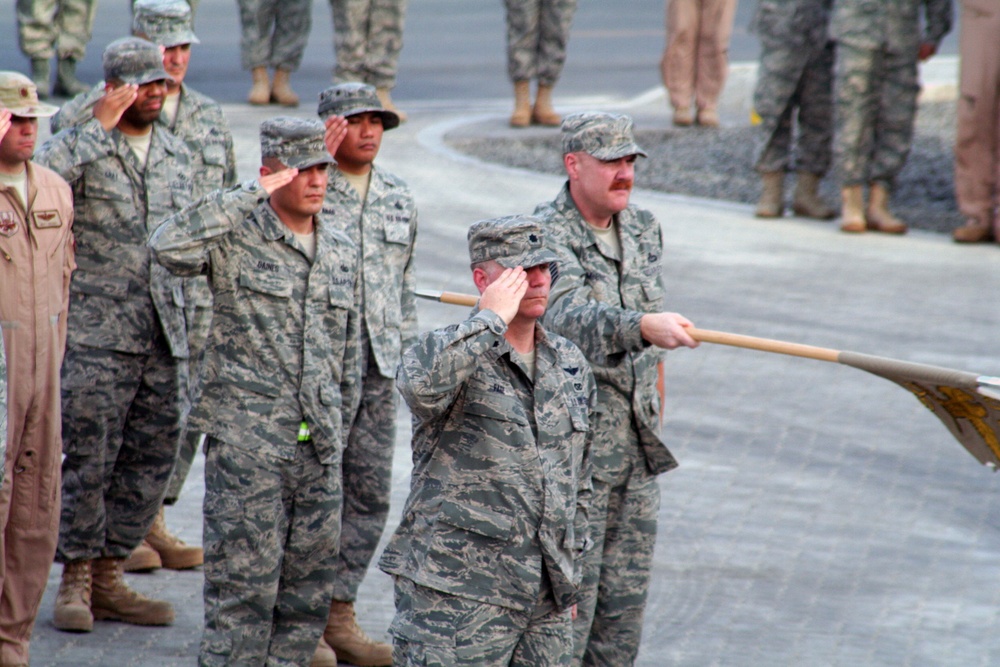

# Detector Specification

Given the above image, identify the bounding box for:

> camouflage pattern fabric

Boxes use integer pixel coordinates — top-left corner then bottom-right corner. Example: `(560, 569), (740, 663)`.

(389, 577), (574, 667)
(34, 116), (193, 561)
(330, 0), (409, 89)
(317, 92), (416, 600)
(58, 343), (183, 560)
(503, 0), (578, 86)
(149, 179), (360, 666)
(16, 0), (98, 60)
(751, 0), (835, 175)
(200, 436), (341, 666)
(561, 111), (647, 160)
(536, 183), (675, 665)
(380, 308), (595, 615)
(831, 0), (952, 188)
(132, 0), (200, 48)
(236, 0), (312, 71)
(148, 180), (361, 466)
(35, 118), (193, 360)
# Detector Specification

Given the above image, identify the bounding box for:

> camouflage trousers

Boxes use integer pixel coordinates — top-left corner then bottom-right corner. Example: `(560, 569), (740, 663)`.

(332, 332), (397, 601)
(330, 0), (408, 89)
(573, 428), (660, 667)
(236, 0), (312, 71)
(16, 0), (98, 60)
(753, 38), (835, 175)
(834, 41), (920, 188)
(200, 437), (341, 667)
(390, 577), (574, 666)
(57, 343), (182, 561)
(503, 0), (579, 86)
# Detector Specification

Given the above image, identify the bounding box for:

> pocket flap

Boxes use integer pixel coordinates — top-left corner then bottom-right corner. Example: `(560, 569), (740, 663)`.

(438, 499), (512, 540)
(69, 271), (130, 300)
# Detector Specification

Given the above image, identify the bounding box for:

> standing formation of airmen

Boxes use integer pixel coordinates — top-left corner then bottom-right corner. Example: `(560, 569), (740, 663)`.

(0, 2), (996, 666)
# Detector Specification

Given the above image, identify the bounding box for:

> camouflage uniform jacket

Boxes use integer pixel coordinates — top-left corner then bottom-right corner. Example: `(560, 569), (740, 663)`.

(830, 0), (952, 54)
(36, 117), (193, 358)
(148, 181), (362, 465)
(752, 0), (832, 47)
(50, 83), (238, 354)
(536, 183), (678, 478)
(321, 164), (417, 378)
(380, 309), (596, 613)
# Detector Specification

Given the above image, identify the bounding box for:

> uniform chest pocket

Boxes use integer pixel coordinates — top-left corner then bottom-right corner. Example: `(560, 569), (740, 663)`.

(383, 220), (411, 245)
(82, 177), (133, 204)
(463, 388), (529, 426)
(239, 263), (291, 298)
(328, 283), (354, 309)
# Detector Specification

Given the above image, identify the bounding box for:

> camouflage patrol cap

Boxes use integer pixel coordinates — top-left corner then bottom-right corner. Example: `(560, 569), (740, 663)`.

(316, 82), (400, 130)
(468, 215), (559, 270)
(132, 0), (200, 48)
(260, 116), (336, 170)
(103, 37), (173, 86)
(0, 71), (58, 118)
(561, 111), (647, 160)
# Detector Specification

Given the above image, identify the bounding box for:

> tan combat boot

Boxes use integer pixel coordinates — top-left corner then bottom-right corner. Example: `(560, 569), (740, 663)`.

(865, 183), (907, 234)
(510, 80), (531, 128)
(91, 557), (175, 626)
(952, 213), (993, 243)
(270, 68), (299, 107)
(323, 600), (392, 667)
(792, 172), (836, 220)
(122, 540), (162, 573)
(531, 84), (561, 126)
(697, 108), (719, 127)
(672, 105), (693, 127)
(755, 171), (785, 218)
(375, 87), (408, 124)
(248, 67), (270, 105)
(839, 185), (866, 233)
(310, 637), (338, 667)
(145, 506), (203, 569)
(53, 560), (94, 632)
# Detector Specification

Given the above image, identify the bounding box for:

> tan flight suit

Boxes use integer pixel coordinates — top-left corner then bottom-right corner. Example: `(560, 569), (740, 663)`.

(0, 162), (74, 665)
(955, 0), (1000, 226)
(660, 0), (738, 113)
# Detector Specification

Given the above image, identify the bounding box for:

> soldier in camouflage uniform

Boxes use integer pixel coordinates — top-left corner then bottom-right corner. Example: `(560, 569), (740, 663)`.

(35, 36), (193, 633)
(751, 0), (837, 221)
(329, 0), (410, 121)
(503, 0), (578, 128)
(237, 0), (312, 106)
(380, 215), (596, 667)
(16, 0), (97, 98)
(310, 81), (415, 667)
(831, 0), (951, 234)
(149, 116), (361, 667)
(51, 0), (238, 576)
(536, 112), (699, 666)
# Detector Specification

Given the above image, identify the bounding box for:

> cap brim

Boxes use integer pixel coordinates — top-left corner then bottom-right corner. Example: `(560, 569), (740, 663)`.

(495, 248), (560, 270)
(121, 69), (174, 86)
(285, 153), (337, 170)
(7, 103), (59, 118)
(589, 143), (648, 161)
(323, 106), (400, 131)
(159, 32), (200, 48)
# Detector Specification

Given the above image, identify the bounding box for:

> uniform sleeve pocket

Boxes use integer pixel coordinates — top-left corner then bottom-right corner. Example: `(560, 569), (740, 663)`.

(69, 271), (130, 300)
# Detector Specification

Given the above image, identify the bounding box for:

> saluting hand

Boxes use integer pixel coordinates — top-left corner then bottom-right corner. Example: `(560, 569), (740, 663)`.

(258, 168), (299, 195)
(323, 115), (348, 158)
(0, 109), (11, 144)
(94, 83), (138, 131)
(479, 266), (528, 325)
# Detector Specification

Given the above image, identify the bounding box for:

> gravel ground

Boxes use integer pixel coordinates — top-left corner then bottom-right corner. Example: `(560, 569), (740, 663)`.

(446, 100), (963, 235)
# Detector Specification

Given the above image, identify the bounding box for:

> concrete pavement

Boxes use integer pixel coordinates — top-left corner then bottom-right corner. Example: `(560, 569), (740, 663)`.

(25, 70), (1000, 666)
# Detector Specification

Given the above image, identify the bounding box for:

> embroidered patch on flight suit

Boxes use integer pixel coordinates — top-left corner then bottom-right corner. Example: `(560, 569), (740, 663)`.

(32, 209), (62, 228)
(0, 211), (18, 237)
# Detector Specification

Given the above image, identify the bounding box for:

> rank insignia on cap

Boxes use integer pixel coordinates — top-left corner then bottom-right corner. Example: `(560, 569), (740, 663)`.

(32, 210), (62, 228)
(0, 212), (18, 237)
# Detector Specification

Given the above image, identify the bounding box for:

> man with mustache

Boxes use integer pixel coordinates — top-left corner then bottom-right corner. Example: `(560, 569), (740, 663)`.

(535, 111), (698, 666)
(0, 72), (74, 666)
(380, 215), (596, 666)
(310, 81), (415, 667)
(35, 36), (193, 633)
